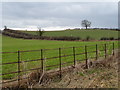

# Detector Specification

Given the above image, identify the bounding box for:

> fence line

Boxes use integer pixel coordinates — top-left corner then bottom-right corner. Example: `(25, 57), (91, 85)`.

(1, 42), (117, 86)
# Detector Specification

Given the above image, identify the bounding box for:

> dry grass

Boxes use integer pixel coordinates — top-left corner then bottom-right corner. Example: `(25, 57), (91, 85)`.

(2, 50), (119, 89)
(32, 50), (119, 88)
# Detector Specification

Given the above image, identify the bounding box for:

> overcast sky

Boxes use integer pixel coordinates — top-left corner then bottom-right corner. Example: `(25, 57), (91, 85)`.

(2, 2), (118, 30)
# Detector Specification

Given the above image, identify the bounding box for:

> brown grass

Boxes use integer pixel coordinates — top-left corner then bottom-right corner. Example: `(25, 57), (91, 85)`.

(2, 50), (119, 89)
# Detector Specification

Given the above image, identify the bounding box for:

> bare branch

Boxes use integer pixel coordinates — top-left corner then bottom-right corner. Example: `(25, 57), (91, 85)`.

(37, 27), (44, 36)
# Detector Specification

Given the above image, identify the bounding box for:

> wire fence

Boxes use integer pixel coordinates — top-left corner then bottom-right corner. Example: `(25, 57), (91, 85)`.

(0, 42), (117, 86)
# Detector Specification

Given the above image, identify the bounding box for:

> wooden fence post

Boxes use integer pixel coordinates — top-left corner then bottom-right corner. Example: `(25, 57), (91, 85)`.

(18, 50), (20, 87)
(38, 49), (45, 84)
(85, 45), (88, 69)
(96, 44), (98, 60)
(41, 49), (44, 72)
(113, 42), (115, 56)
(59, 48), (62, 78)
(73, 47), (76, 67)
(104, 44), (107, 59)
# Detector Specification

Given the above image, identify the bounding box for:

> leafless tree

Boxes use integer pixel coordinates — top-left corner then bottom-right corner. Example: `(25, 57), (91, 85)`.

(37, 27), (44, 36)
(81, 20), (91, 29)
(4, 26), (7, 29)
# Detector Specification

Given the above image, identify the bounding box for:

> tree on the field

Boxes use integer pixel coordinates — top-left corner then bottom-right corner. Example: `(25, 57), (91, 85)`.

(4, 26), (7, 29)
(37, 27), (44, 36)
(81, 20), (91, 29)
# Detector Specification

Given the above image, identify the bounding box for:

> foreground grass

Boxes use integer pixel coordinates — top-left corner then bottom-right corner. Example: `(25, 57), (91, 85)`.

(24, 29), (119, 40)
(2, 35), (119, 79)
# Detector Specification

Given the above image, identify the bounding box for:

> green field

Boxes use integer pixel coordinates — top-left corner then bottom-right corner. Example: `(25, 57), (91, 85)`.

(2, 35), (119, 80)
(24, 29), (119, 40)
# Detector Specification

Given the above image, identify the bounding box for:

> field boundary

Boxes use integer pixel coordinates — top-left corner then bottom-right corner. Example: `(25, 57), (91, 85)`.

(2, 29), (120, 41)
(1, 42), (117, 88)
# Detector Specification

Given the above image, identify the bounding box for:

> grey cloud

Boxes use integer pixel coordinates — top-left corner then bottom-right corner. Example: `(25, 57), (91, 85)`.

(2, 2), (118, 29)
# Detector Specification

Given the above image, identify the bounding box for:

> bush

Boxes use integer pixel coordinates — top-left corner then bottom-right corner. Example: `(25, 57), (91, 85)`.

(109, 37), (114, 40)
(116, 37), (120, 40)
(51, 36), (81, 41)
(84, 36), (93, 41)
(86, 36), (90, 41)
(100, 37), (115, 40)
(3, 29), (82, 41)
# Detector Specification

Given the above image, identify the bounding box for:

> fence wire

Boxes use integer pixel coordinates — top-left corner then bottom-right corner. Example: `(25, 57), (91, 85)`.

(1, 42), (117, 85)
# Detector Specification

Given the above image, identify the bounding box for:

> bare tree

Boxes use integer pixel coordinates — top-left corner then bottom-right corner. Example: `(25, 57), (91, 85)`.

(81, 20), (91, 29)
(4, 26), (7, 29)
(0, 29), (2, 34)
(37, 27), (44, 36)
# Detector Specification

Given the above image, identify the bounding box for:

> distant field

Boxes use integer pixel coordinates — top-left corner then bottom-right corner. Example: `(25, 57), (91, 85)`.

(24, 29), (119, 40)
(2, 35), (119, 79)
(2, 35), (118, 52)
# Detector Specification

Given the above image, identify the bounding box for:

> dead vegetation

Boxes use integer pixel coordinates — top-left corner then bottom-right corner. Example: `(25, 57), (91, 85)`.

(32, 50), (119, 88)
(2, 50), (119, 89)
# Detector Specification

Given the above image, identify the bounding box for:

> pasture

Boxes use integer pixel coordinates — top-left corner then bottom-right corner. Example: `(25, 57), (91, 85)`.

(2, 35), (119, 80)
(24, 29), (119, 40)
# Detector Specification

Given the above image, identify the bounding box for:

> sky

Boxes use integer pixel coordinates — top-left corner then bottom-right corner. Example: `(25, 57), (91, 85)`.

(1, 1), (119, 31)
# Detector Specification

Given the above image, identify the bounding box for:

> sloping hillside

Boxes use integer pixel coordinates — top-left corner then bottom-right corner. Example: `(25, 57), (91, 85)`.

(2, 29), (119, 40)
(24, 29), (119, 40)
(2, 29), (39, 39)
(1, 29), (82, 41)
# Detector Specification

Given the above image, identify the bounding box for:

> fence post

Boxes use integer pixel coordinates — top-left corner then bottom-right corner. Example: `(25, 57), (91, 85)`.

(104, 44), (107, 59)
(41, 49), (44, 72)
(18, 50), (21, 87)
(85, 45), (88, 69)
(96, 44), (98, 60)
(113, 42), (115, 56)
(59, 48), (62, 78)
(73, 47), (76, 67)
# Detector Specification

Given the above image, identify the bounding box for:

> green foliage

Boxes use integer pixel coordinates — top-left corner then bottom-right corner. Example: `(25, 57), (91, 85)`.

(79, 72), (85, 76)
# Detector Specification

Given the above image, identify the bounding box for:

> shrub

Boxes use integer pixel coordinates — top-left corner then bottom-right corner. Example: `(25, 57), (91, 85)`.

(51, 36), (81, 41)
(100, 37), (115, 40)
(85, 36), (93, 41)
(109, 37), (114, 40)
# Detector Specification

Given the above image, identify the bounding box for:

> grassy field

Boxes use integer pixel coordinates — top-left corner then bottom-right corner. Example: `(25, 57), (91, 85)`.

(2, 35), (119, 79)
(24, 29), (119, 40)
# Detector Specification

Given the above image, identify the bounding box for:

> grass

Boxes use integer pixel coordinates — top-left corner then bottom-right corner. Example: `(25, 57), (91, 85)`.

(79, 72), (85, 76)
(24, 29), (119, 40)
(78, 68), (103, 77)
(2, 35), (119, 79)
